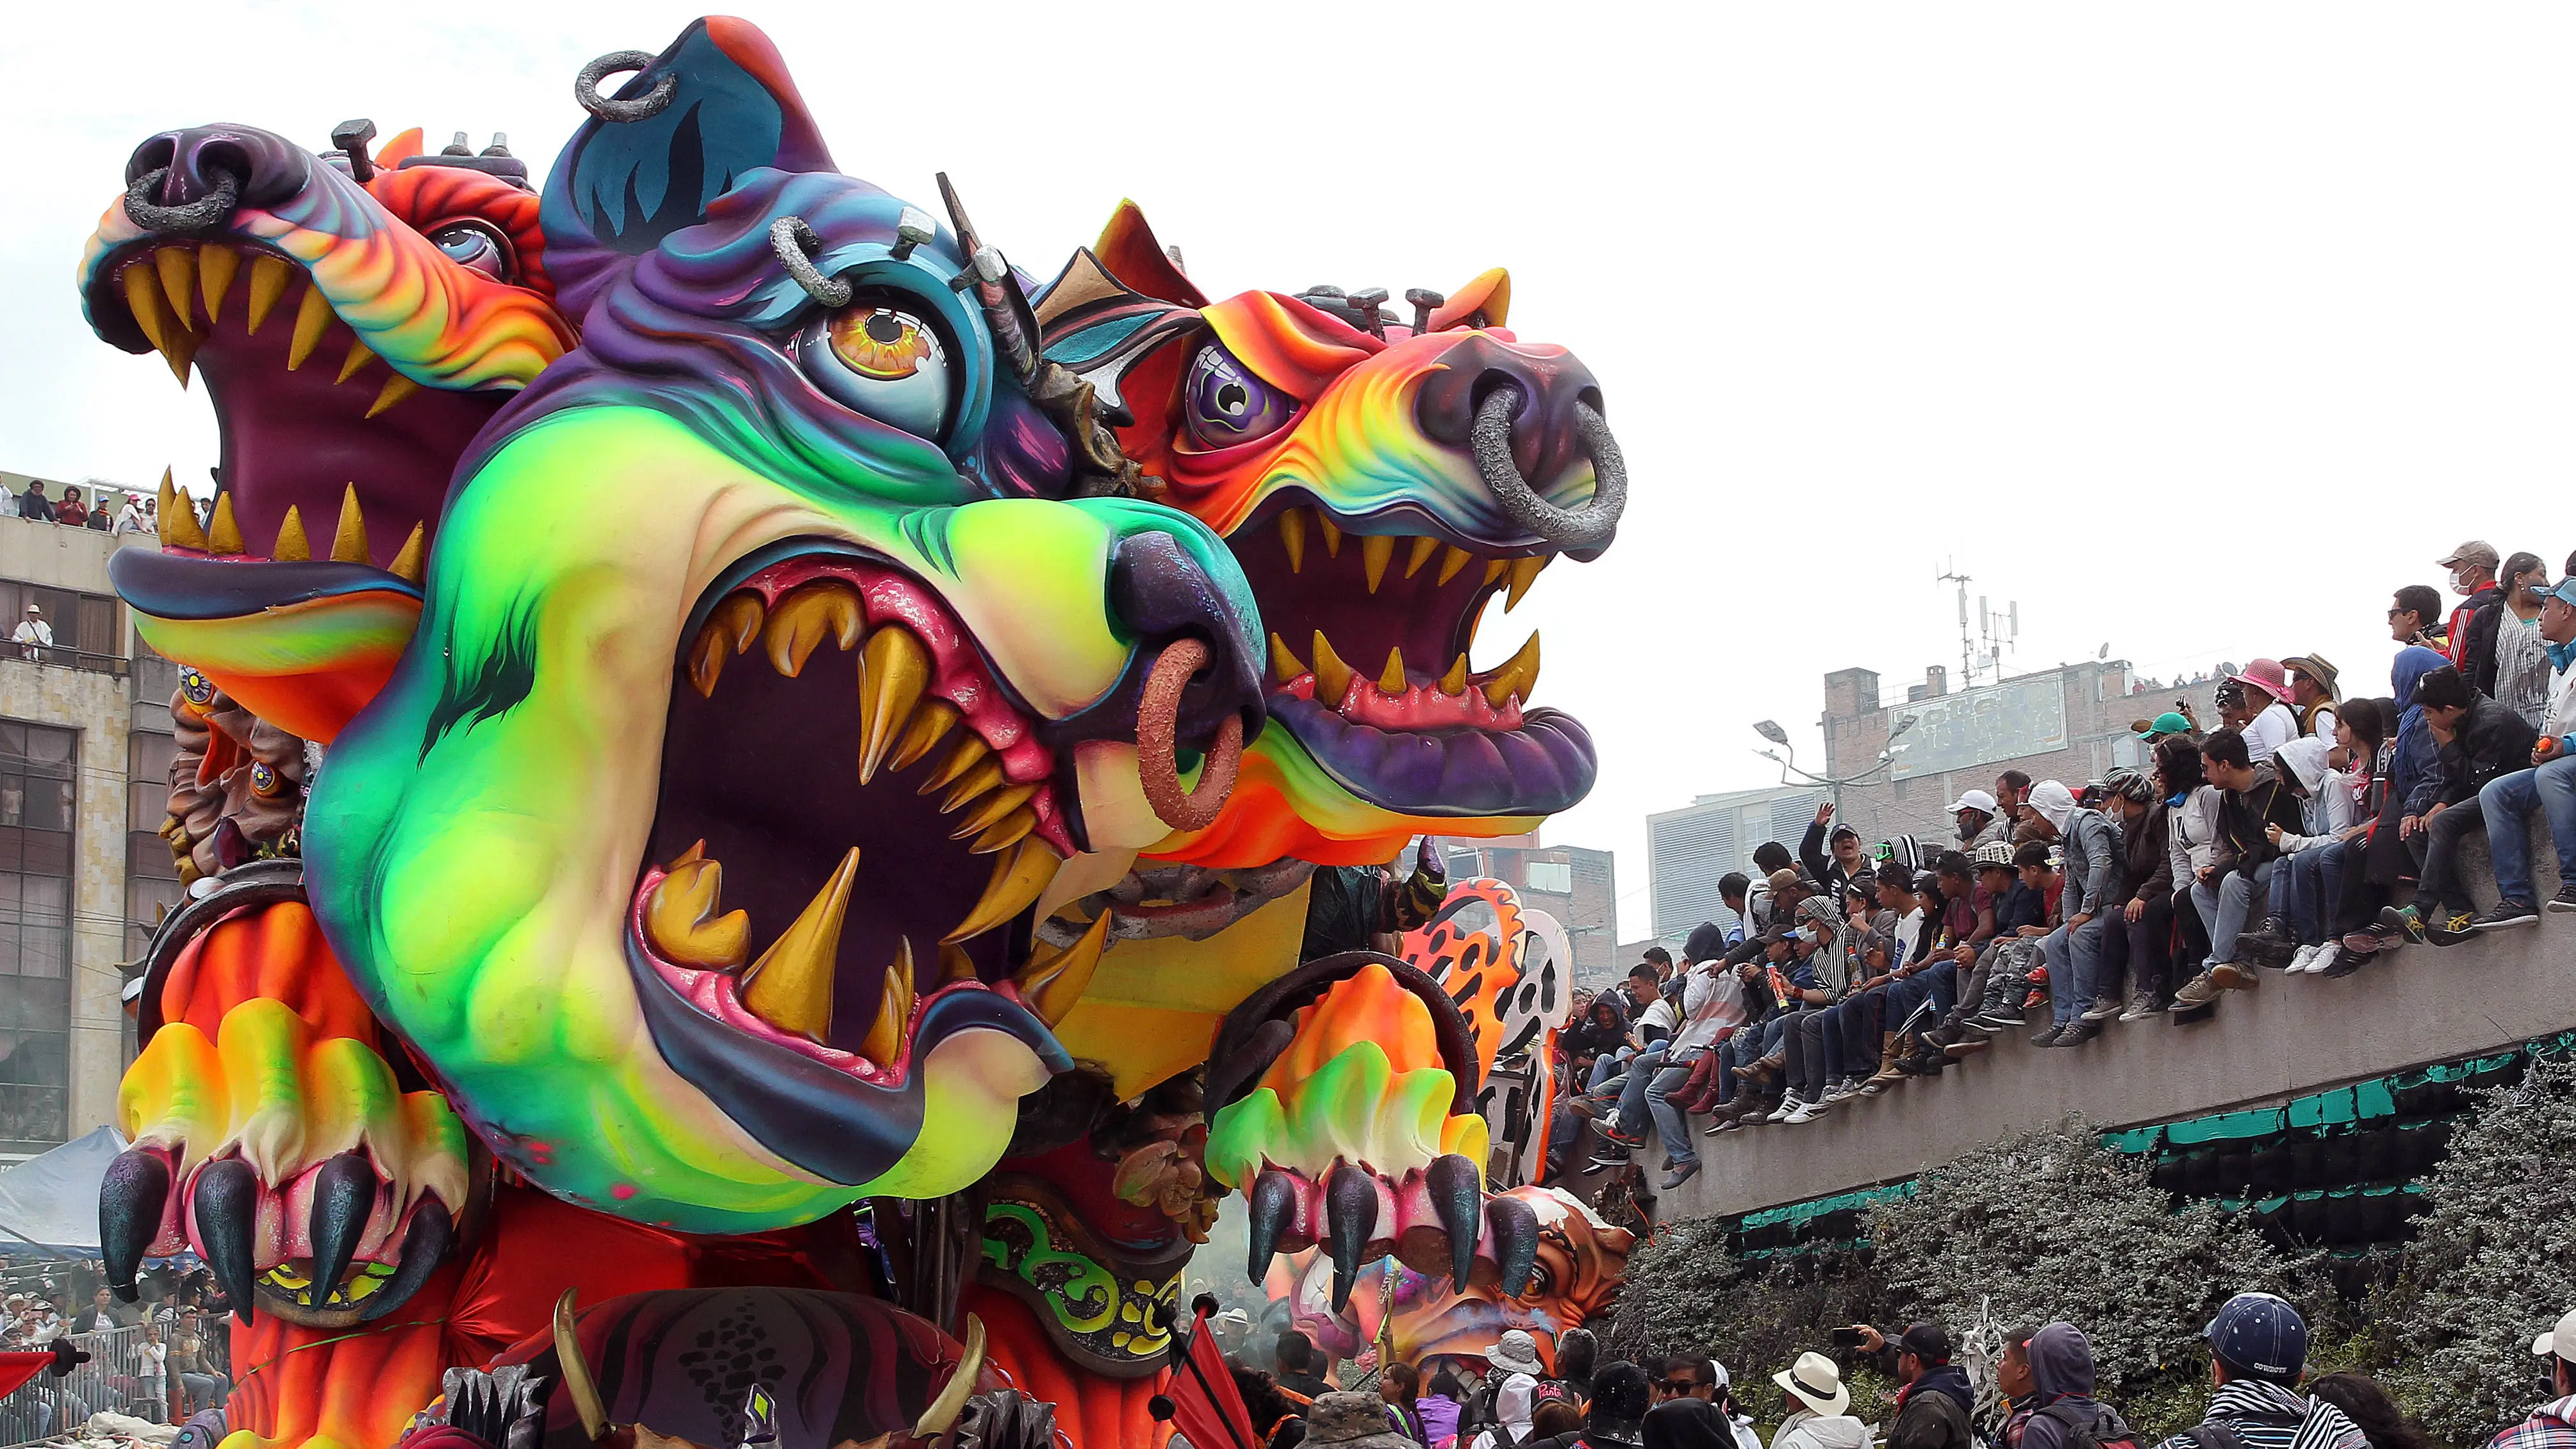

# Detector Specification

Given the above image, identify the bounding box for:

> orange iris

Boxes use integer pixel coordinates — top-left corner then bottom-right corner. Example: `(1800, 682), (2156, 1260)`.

(829, 307), (937, 380)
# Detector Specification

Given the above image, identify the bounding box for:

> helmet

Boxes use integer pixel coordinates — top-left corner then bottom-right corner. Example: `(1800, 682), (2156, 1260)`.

(2103, 766), (2155, 803)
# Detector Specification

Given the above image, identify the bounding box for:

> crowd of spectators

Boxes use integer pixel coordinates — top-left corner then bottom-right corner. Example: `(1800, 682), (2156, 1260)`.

(1207, 1291), (2575, 1449)
(0, 1263), (230, 1425)
(8, 477), (155, 533)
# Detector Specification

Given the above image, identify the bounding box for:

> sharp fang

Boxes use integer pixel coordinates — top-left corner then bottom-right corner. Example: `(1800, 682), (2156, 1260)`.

(158, 469), (210, 551)
(1310, 631), (1355, 705)
(856, 627), (932, 784)
(1378, 647), (1407, 695)
(689, 594), (764, 697)
(1439, 654), (1470, 695)
(1361, 534), (1394, 592)
(1481, 631), (1540, 708)
(286, 283), (333, 371)
(122, 265), (172, 354)
(946, 838), (1065, 943)
(1505, 555), (1549, 611)
(939, 942), (978, 984)
(1405, 536), (1439, 578)
(741, 847), (860, 1044)
(939, 759), (1008, 815)
(329, 484), (368, 563)
(1482, 558), (1508, 586)
(645, 854), (750, 969)
(888, 700), (961, 772)
(1314, 512), (1342, 558)
(207, 493), (245, 554)
(919, 733), (991, 795)
(198, 244), (239, 326)
(336, 338), (377, 385)
(968, 807), (1038, 855)
(1269, 633), (1306, 684)
(272, 506), (310, 561)
(367, 373), (419, 418)
(1278, 509), (1306, 573)
(763, 582), (863, 678)
(1018, 910), (1110, 1026)
(859, 936), (916, 1066)
(156, 246), (197, 330)
(1437, 545), (1475, 585)
(244, 255), (292, 335)
(952, 782), (1039, 840)
(388, 523), (427, 584)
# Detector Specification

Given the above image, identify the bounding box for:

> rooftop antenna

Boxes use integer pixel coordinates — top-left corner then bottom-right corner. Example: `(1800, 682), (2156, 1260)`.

(1937, 561), (1974, 688)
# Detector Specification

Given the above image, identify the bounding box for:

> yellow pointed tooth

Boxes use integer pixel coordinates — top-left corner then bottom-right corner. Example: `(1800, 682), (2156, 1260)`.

(1314, 512), (1342, 558)
(741, 847), (860, 1043)
(1269, 632), (1307, 684)
(1278, 509), (1306, 573)
(336, 338), (377, 385)
(1439, 654), (1470, 695)
(198, 244), (238, 325)
(1482, 558), (1508, 586)
(329, 484), (368, 563)
(1405, 536), (1439, 578)
(1311, 632), (1355, 704)
(286, 283), (333, 371)
(158, 469), (208, 551)
(367, 372), (420, 418)
(920, 733), (992, 795)
(940, 759), (1009, 815)
(1437, 546), (1475, 586)
(763, 582), (863, 677)
(945, 839), (1065, 943)
(1481, 631), (1541, 708)
(968, 807), (1038, 855)
(952, 782), (1039, 840)
(388, 522), (426, 584)
(856, 627), (932, 783)
(939, 942), (979, 984)
(272, 505), (310, 561)
(859, 936), (916, 1065)
(1378, 647), (1408, 695)
(1019, 909), (1112, 1026)
(645, 855), (750, 969)
(888, 700), (961, 772)
(244, 254), (292, 335)
(207, 493), (244, 554)
(1361, 534), (1394, 592)
(688, 594), (763, 697)
(1505, 555), (1549, 611)
(156, 246), (197, 330)
(123, 265), (173, 355)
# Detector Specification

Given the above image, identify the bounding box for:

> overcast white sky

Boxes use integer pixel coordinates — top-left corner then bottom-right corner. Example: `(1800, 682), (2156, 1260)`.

(6, 3), (2572, 941)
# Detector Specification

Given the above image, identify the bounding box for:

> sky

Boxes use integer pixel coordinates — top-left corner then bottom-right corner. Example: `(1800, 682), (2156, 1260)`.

(6, 3), (2573, 943)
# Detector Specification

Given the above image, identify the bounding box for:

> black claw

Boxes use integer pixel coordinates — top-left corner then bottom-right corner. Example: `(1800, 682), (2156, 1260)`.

(101, 1149), (170, 1302)
(359, 1197), (452, 1321)
(1325, 1162), (1378, 1312)
(192, 1159), (261, 1325)
(1487, 1193), (1539, 1296)
(1246, 1169), (1296, 1284)
(308, 1152), (379, 1309)
(1425, 1154), (1482, 1291)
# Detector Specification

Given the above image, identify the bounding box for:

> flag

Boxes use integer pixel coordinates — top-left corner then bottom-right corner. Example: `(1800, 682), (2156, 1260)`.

(1166, 1309), (1257, 1449)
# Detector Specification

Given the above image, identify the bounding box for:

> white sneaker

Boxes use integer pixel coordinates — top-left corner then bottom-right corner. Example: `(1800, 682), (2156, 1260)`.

(1766, 1097), (1802, 1124)
(2288, 943), (2320, 974)
(1783, 1101), (1822, 1125)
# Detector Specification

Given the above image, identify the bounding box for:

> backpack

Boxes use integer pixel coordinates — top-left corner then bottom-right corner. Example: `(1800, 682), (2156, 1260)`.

(2035, 1401), (2146, 1449)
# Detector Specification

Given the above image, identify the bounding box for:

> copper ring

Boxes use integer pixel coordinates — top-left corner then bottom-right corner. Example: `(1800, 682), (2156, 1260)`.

(1137, 638), (1243, 832)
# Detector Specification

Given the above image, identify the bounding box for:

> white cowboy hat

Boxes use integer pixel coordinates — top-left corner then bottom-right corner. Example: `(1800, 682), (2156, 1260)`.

(1773, 1351), (1849, 1418)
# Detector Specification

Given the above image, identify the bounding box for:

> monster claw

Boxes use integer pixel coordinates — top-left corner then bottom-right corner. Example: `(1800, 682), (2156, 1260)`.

(1325, 1161), (1378, 1312)
(1248, 1168), (1296, 1283)
(101, 1148), (170, 1302)
(307, 1151), (378, 1308)
(1486, 1192), (1539, 1296)
(1425, 1154), (1482, 1291)
(191, 1158), (261, 1324)
(359, 1196), (452, 1322)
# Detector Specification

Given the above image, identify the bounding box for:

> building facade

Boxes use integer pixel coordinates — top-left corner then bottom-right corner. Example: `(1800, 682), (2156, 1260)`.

(1646, 784), (1828, 943)
(1437, 833), (1618, 991)
(0, 497), (174, 1162)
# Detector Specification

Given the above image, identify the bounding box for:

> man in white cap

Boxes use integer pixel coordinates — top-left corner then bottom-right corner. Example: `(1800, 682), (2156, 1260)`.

(2489, 1307), (2576, 1449)
(10, 603), (49, 664)
(1467, 1329), (1547, 1449)
(1770, 1351), (1867, 1449)
(1948, 789), (2008, 851)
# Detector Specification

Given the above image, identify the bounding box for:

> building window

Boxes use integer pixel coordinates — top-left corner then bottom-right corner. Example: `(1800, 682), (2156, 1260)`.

(0, 721), (74, 1154)
(1524, 859), (1573, 894)
(0, 580), (124, 675)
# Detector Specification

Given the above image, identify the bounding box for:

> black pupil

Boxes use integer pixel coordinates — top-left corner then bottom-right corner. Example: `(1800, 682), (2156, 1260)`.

(1216, 382), (1248, 415)
(865, 313), (907, 344)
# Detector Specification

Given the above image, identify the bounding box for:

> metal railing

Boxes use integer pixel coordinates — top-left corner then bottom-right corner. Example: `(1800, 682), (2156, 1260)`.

(0, 646), (128, 678)
(0, 1325), (167, 1443)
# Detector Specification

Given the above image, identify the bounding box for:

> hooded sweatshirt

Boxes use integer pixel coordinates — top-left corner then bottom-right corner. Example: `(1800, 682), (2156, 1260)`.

(1418, 1395), (1463, 1448)
(1772, 1409), (1871, 1449)
(2148, 1377), (2368, 1449)
(1887, 1364), (1976, 1449)
(2386, 647), (2448, 818)
(2032, 784), (2126, 918)
(2486, 1393), (2576, 1449)
(2272, 736), (2357, 843)
(2019, 1324), (2133, 1449)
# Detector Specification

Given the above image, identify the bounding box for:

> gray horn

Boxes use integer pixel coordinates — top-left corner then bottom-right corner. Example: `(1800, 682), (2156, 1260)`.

(575, 51), (677, 122)
(1469, 385), (1627, 552)
(770, 217), (852, 308)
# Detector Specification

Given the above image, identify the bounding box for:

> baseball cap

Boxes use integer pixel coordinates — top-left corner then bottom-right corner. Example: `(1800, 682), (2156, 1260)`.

(2136, 711), (2192, 741)
(2206, 1291), (2308, 1382)
(1945, 788), (1998, 815)
(2437, 540), (2501, 570)
(2542, 579), (2576, 610)
(1829, 821), (1860, 841)
(1897, 1323), (1952, 1363)
(2532, 1306), (2576, 1362)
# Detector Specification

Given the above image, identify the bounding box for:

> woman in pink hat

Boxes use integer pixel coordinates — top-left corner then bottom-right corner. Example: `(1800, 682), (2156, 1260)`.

(2229, 659), (2299, 763)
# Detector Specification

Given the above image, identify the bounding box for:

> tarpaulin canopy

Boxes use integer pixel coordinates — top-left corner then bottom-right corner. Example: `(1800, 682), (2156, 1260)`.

(0, 1125), (126, 1257)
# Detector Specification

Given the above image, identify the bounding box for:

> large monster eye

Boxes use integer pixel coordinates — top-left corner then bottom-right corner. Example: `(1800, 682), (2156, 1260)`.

(1182, 343), (1294, 447)
(427, 221), (515, 283)
(795, 294), (955, 440)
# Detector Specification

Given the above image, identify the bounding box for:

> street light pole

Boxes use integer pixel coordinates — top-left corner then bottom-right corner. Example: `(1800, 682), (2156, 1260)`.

(1751, 715), (1918, 825)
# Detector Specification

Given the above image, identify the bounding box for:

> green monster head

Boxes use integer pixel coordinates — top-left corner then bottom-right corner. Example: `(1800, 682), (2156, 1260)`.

(301, 20), (1264, 1233)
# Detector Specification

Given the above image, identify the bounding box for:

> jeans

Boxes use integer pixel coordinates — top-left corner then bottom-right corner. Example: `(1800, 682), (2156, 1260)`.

(1719, 1015), (1788, 1103)
(2043, 915), (2110, 1025)
(1783, 1009), (1831, 1101)
(2413, 801), (2488, 917)
(1883, 961), (1957, 1032)
(1587, 1046), (1637, 1092)
(1608, 1043), (1674, 1135)
(2481, 758), (2576, 907)
(2121, 890), (2177, 1002)
(2280, 840), (2347, 943)
(1644, 1061), (1699, 1165)
(2192, 859), (2277, 969)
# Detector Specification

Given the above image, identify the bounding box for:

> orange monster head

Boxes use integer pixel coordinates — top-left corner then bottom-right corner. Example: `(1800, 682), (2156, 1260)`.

(1037, 207), (1626, 868)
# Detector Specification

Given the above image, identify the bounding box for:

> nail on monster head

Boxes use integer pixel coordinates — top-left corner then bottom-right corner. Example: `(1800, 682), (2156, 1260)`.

(299, 19), (1266, 1234)
(1037, 209), (1625, 870)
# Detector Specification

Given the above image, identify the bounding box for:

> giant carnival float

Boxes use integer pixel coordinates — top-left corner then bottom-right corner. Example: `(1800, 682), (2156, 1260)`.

(75, 19), (1635, 1449)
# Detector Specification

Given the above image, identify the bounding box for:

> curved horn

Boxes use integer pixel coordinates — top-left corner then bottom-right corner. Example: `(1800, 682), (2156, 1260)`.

(913, 1312), (987, 1441)
(553, 1288), (611, 1441)
(574, 51), (677, 123)
(1469, 385), (1627, 552)
(769, 217), (852, 308)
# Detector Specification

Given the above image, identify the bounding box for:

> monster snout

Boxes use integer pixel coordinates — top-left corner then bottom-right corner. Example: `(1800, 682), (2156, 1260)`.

(1412, 334), (1627, 557)
(1099, 528), (1267, 832)
(122, 123), (314, 233)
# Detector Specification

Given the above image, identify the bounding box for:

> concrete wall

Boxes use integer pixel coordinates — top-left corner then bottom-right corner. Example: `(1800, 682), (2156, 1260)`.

(1656, 824), (2576, 1221)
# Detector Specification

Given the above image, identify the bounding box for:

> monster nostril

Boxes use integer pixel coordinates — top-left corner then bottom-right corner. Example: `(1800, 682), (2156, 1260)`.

(1576, 385), (1605, 420)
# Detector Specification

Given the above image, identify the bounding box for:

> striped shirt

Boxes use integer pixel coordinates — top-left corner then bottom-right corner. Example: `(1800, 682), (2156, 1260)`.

(2151, 1381), (2367, 1449)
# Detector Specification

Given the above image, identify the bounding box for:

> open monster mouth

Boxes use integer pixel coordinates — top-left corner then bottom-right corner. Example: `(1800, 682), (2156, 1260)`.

(1238, 497), (1594, 817)
(623, 546), (1100, 1182)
